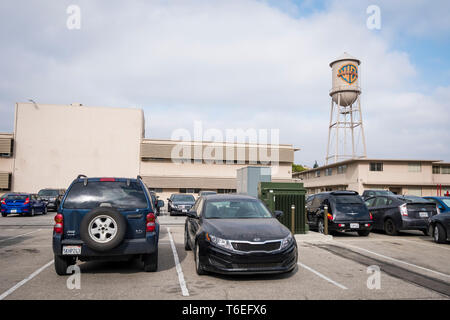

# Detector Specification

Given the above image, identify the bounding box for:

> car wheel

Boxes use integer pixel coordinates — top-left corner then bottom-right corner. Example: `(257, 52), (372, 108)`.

(30, 208), (35, 217)
(80, 207), (126, 252)
(43, 207), (48, 215)
(318, 219), (325, 234)
(143, 248), (158, 272)
(184, 227), (191, 251)
(194, 242), (206, 275)
(384, 218), (398, 236)
(434, 224), (447, 244)
(1, 212), (6, 217)
(54, 255), (75, 276)
(357, 230), (370, 237)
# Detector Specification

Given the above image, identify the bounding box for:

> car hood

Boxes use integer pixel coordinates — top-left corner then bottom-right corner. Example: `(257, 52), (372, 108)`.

(203, 218), (290, 241)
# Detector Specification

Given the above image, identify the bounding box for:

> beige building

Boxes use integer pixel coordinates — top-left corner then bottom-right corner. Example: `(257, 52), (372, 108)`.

(293, 158), (450, 197)
(0, 102), (296, 201)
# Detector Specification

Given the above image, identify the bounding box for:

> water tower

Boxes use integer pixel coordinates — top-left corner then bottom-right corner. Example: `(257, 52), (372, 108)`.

(326, 52), (367, 164)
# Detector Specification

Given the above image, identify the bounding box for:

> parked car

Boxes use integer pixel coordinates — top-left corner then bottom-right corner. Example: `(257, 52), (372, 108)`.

(38, 188), (66, 211)
(306, 191), (372, 236)
(427, 203), (450, 243)
(148, 190), (164, 216)
(199, 191), (217, 196)
(423, 196), (450, 214)
(167, 194), (196, 216)
(52, 175), (159, 275)
(362, 189), (395, 200)
(184, 194), (297, 275)
(364, 195), (438, 236)
(1, 193), (48, 217)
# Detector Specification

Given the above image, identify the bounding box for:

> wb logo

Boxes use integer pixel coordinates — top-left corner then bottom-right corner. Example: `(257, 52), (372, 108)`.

(337, 64), (358, 84)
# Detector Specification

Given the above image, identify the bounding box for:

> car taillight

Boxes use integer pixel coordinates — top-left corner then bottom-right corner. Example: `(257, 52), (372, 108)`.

(327, 213), (333, 221)
(0, 199), (5, 205)
(146, 212), (156, 232)
(400, 204), (408, 216)
(24, 197), (30, 204)
(54, 213), (63, 234)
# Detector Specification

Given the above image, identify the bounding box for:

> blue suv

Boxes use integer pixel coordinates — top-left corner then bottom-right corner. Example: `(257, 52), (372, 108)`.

(52, 175), (162, 275)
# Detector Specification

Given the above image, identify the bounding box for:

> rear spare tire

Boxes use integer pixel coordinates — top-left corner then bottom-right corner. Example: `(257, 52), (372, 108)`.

(80, 207), (126, 252)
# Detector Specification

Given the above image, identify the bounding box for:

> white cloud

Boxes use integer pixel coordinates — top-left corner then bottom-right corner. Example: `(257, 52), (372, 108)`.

(0, 0), (448, 167)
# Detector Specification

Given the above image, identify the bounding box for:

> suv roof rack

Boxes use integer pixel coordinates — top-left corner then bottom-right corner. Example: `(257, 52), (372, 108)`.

(77, 174), (87, 179)
(137, 175), (143, 180)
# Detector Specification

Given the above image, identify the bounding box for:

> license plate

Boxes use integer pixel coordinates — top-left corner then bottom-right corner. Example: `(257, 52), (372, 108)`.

(62, 246), (81, 255)
(10, 209), (17, 213)
(350, 223), (359, 229)
(419, 212), (428, 218)
(182, 209), (187, 213)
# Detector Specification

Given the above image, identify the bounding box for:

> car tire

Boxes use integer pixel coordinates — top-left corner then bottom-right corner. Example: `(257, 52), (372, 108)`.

(384, 218), (398, 236)
(194, 242), (206, 275)
(184, 227), (191, 251)
(143, 249), (158, 272)
(357, 230), (370, 237)
(434, 223), (447, 244)
(43, 207), (48, 215)
(80, 207), (126, 252)
(54, 255), (76, 276)
(30, 208), (35, 217)
(1, 212), (6, 217)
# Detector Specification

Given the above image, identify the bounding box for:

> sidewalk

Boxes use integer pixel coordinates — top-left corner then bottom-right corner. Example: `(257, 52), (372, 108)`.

(294, 231), (333, 243)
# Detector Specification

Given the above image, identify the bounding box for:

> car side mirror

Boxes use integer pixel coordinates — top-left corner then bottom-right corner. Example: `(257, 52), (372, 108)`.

(186, 211), (198, 219)
(274, 210), (283, 218)
(439, 205), (444, 211)
(157, 200), (164, 208)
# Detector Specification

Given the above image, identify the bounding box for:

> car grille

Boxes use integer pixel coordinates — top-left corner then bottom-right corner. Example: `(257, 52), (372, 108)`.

(232, 262), (283, 269)
(231, 241), (281, 252)
(178, 205), (192, 210)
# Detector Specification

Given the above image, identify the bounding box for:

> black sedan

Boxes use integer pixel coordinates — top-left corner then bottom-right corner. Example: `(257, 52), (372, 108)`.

(184, 194), (297, 275)
(428, 209), (450, 243)
(364, 195), (438, 235)
(167, 194), (196, 216)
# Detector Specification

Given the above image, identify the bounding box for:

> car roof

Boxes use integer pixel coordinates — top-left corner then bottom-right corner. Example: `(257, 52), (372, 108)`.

(424, 196), (449, 200)
(202, 194), (258, 201)
(74, 177), (139, 182)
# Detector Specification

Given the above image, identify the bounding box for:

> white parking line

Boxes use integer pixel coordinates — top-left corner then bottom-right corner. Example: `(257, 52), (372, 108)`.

(0, 260), (53, 300)
(167, 227), (189, 297)
(336, 242), (450, 279)
(0, 229), (42, 243)
(297, 262), (348, 290)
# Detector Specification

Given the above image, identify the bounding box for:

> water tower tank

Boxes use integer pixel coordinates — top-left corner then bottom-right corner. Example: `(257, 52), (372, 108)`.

(329, 52), (361, 107)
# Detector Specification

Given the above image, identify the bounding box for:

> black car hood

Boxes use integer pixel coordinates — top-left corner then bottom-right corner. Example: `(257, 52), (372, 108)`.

(203, 218), (290, 241)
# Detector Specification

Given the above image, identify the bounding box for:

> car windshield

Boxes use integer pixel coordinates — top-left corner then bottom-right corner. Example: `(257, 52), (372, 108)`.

(38, 190), (59, 197)
(63, 181), (148, 210)
(204, 200), (273, 219)
(173, 195), (195, 202)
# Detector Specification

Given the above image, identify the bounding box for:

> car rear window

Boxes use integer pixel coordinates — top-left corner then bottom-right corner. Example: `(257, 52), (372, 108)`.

(332, 195), (364, 204)
(63, 181), (148, 210)
(6, 195), (28, 200)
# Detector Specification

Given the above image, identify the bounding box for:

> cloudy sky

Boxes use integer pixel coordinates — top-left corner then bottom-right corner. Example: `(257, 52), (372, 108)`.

(0, 0), (449, 166)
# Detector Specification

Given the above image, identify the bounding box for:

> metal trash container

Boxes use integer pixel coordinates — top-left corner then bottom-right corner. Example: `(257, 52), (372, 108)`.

(258, 182), (307, 234)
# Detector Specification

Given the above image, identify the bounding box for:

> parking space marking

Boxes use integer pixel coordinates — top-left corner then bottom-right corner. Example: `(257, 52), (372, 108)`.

(297, 262), (348, 290)
(336, 241), (450, 279)
(0, 229), (42, 243)
(167, 227), (189, 297)
(0, 260), (53, 300)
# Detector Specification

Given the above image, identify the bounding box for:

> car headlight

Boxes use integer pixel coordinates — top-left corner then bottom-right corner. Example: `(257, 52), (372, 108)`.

(280, 234), (294, 249)
(207, 233), (233, 250)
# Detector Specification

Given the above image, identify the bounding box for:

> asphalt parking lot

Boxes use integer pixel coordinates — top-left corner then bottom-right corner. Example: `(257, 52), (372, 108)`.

(0, 212), (449, 300)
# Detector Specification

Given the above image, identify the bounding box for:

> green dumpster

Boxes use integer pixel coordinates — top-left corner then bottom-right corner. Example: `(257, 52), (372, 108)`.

(258, 182), (307, 234)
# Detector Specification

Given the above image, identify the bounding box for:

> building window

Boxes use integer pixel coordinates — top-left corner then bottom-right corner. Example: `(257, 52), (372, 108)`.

(337, 165), (347, 174)
(433, 166), (441, 174)
(217, 189), (236, 194)
(315, 170), (321, 178)
(370, 162), (383, 172)
(325, 168), (333, 176)
(442, 166), (450, 174)
(179, 188), (200, 193)
(408, 163), (421, 172)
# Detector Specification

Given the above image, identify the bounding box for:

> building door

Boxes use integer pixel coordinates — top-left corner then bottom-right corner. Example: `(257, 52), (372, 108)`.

(389, 187), (402, 195)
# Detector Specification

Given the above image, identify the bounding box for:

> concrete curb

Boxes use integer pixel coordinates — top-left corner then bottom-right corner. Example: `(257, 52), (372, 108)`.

(294, 231), (333, 243)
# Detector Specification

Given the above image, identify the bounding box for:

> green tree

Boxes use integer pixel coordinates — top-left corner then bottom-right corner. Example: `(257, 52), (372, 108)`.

(292, 163), (307, 173)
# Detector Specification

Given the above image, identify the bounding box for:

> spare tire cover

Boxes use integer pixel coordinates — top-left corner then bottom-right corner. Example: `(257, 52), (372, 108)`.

(80, 207), (127, 252)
